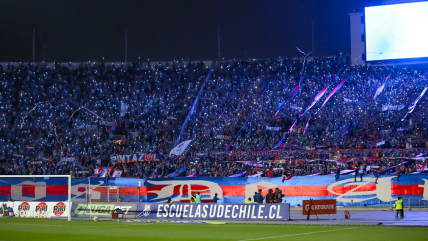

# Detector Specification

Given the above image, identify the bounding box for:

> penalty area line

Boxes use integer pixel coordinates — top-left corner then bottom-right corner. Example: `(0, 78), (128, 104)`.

(238, 227), (360, 241)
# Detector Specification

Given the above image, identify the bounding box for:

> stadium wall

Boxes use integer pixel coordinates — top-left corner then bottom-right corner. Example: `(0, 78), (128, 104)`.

(1, 175), (427, 206)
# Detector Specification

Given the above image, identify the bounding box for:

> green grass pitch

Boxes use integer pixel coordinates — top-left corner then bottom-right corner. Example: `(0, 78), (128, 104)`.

(0, 218), (427, 241)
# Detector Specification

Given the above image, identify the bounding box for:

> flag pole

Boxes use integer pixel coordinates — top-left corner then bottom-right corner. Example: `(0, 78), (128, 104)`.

(312, 21), (315, 57)
(217, 25), (221, 59)
(32, 28), (35, 63)
(125, 28), (128, 64)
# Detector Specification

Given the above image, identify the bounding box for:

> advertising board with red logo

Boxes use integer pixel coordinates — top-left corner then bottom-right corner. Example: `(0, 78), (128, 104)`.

(10, 201), (70, 218)
(302, 199), (336, 215)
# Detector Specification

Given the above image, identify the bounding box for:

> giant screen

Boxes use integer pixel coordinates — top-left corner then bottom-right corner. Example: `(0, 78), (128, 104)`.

(365, 1), (428, 61)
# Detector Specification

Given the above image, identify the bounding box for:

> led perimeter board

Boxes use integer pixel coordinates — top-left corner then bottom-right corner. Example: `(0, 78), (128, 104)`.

(365, 1), (428, 62)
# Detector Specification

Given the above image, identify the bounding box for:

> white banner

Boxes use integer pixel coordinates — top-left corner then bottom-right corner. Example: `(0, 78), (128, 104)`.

(4, 201), (70, 218)
(120, 102), (129, 117)
(382, 105), (405, 111)
(216, 135), (232, 140)
(290, 106), (302, 110)
(76, 124), (97, 129)
(61, 157), (76, 162)
(169, 140), (192, 157)
(376, 141), (385, 146)
(266, 126), (282, 131)
(343, 98), (356, 102)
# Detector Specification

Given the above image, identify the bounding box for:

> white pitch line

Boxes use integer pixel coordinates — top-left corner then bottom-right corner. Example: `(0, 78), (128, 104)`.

(238, 227), (360, 241)
(94, 223), (155, 227)
(2, 222), (154, 228)
(4, 223), (65, 227)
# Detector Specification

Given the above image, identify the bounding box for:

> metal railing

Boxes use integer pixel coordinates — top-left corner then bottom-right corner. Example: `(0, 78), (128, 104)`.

(86, 185), (141, 203)
(389, 198), (428, 210)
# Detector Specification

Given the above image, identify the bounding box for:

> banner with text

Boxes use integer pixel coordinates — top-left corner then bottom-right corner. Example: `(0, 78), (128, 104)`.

(228, 148), (426, 157)
(302, 199), (336, 215)
(136, 203), (290, 221)
(111, 154), (160, 163)
(72, 202), (137, 218)
(3, 201), (70, 218)
(382, 105), (405, 111)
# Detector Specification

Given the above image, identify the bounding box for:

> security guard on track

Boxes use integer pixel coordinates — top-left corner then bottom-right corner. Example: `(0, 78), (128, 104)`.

(395, 197), (404, 219)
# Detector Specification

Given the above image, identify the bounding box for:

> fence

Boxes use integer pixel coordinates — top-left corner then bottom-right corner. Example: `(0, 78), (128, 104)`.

(389, 198), (428, 209)
(87, 185), (140, 203)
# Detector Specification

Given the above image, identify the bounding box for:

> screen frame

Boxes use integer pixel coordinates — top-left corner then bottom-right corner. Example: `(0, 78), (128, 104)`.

(364, 1), (428, 64)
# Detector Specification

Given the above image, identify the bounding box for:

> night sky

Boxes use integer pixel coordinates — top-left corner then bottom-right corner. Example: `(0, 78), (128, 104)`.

(0, 0), (386, 62)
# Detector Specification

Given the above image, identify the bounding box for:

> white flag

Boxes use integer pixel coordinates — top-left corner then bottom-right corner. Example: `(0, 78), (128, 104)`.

(376, 141), (385, 146)
(169, 140), (192, 157)
(120, 102), (129, 117)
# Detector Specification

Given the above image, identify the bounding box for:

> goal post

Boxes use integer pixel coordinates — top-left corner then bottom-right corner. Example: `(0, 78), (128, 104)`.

(0, 175), (71, 221)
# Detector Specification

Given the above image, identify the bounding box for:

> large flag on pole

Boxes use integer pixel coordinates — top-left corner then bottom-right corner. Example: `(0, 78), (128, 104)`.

(120, 102), (129, 117)
(373, 83), (385, 100)
(169, 140), (192, 157)
(402, 87), (428, 121)
(287, 82), (303, 101)
(302, 78), (346, 134)
(316, 78), (346, 113)
(274, 78), (304, 117)
(300, 85), (328, 117)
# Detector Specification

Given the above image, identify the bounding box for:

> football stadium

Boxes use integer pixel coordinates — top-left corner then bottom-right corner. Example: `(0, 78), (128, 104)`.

(1, 0), (428, 240)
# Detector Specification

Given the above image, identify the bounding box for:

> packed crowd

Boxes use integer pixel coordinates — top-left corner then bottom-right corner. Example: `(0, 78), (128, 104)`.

(0, 61), (207, 177)
(0, 56), (427, 178)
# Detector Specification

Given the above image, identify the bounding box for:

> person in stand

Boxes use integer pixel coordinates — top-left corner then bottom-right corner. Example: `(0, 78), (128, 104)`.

(267, 168), (273, 178)
(254, 189), (264, 204)
(245, 197), (253, 204)
(360, 164), (366, 182)
(166, 198), (173, 203)
(354, 166), (359, 182)
(372, 164), (379, 184)
(213, 193), (220, 203)
(335, 165), (341, 181)
(395, 196), (404, 219)
(196, 192), (202, 203)
(281, 169), (287, 183)
(190, 193), (197, 203)
(396, 165), (401, 182)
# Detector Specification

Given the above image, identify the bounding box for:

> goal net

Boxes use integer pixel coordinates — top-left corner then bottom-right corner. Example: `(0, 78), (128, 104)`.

(0, 175), (71, 221)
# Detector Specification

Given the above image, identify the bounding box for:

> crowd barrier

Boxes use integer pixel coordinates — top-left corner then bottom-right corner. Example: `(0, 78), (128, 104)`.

(1, 175), (428, 206)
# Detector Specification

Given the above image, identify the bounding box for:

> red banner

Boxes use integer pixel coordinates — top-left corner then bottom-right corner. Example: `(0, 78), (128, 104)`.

(302, 199), (337, 215)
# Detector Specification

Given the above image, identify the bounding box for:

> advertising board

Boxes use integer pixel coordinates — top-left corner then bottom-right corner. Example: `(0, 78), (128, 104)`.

(71, 202), (137, 218)
(2, 201), (70, 218)
(302, 199), (336, 215)
(136, 203), (290, 221)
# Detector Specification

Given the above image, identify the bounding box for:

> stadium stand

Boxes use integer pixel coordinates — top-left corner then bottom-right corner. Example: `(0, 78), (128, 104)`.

(0, 57), (427, 178)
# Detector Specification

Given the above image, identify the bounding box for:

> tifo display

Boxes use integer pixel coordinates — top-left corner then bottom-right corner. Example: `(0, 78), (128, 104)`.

(1, 176), (427, 207)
